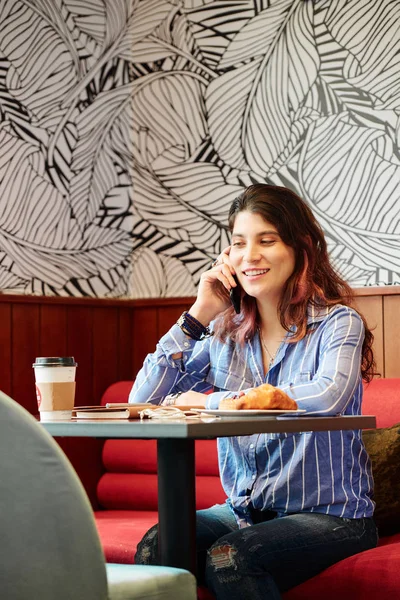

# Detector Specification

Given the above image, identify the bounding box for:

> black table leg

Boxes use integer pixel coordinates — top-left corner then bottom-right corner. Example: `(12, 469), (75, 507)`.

(157, 438), (196, 574)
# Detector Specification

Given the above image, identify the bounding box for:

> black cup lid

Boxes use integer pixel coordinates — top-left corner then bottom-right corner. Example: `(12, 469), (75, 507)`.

(32, 357), (77, 368)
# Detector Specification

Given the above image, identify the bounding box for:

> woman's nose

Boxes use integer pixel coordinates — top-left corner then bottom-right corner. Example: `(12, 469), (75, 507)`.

(243, 244), (261, 262)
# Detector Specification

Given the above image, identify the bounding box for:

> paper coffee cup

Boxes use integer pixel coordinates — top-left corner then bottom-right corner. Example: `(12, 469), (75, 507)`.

(33, 357), (77, 420)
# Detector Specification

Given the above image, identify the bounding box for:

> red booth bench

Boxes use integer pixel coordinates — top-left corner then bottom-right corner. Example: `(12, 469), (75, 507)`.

(69, 378), (400, 599)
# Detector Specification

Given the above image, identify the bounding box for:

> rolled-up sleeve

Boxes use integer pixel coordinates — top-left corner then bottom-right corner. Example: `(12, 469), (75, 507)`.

(129, 325), (215, 404)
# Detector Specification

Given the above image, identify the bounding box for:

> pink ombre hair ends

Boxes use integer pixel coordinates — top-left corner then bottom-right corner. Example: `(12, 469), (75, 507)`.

(213, 184), (375, 381)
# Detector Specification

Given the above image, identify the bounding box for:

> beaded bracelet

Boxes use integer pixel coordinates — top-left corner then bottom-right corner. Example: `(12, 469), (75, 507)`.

(176, 311), (213, 341)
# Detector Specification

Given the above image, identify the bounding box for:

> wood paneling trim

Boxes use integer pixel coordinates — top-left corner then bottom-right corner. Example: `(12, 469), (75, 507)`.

(353, 286), (400, 297)
(0, 293), (197, 308)
(0, 285), (398, 308)
(383, 295), (400, 378)
(353, 295), (384, 377)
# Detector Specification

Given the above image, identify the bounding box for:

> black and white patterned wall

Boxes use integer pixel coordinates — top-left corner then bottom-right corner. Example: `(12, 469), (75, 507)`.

(0, 0), (399, 298)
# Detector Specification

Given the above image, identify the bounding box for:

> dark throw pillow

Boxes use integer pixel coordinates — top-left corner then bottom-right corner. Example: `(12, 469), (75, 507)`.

(362, 422), (400, 536)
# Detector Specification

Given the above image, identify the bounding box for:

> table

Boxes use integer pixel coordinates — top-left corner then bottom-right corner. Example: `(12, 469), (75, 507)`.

(41, 414), (376, 574)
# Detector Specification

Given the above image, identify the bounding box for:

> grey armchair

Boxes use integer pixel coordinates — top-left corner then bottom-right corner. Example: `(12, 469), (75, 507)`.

(0, 390), (196, 600)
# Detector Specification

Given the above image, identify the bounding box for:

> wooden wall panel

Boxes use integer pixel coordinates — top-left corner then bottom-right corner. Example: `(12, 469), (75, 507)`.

(12, 303), (40, 413)
(67, 306), (93, 407)
(132, 307), (158, 377)
(383, 295), (400, 377)
(39, 304), (67, 357)
(1, 288), (399, 415)
(354, 295), (384, 377)
(117, 307), (134, 381)
(92, 307), (119, 403)
(0, 302), (11, 396)
(131, 301), (193, 379)
(157, 304), (189, 339)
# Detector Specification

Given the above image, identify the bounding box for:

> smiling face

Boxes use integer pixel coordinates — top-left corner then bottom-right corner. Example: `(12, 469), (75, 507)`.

(230, 211), (296, 303)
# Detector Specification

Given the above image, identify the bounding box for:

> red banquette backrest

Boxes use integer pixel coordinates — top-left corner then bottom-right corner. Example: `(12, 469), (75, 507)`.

(97, 382), (226, 511)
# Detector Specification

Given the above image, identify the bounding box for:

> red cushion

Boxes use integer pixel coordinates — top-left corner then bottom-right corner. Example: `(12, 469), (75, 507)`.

(98, 472), (226, 511)
(95, 510), (158, 564)
(362, 378), (400, 428)
(102, 439), (220, 476)
(377, 532), (400, 547)
(100, 381), (133, 405)
(283, 538), (400, 599)
(195, 440), (221, 477)
(98, 473), (159, 510)
(197, 587), (215, 600)
(103, 439), (157, 473)
(99, 438), (226, 510)
(194, 476), (226, 509)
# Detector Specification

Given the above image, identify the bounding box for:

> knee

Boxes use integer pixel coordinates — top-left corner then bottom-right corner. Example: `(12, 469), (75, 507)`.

(205, 527), (265, 585)
(205, 537), (241, 587)
(134, 523), (159, 565)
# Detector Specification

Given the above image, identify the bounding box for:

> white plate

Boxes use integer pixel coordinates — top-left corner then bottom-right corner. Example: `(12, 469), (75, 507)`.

(192, 409), (306, 417)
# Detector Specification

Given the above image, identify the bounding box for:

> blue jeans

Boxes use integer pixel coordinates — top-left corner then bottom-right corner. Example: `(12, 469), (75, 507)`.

(135, 503), (378, 599)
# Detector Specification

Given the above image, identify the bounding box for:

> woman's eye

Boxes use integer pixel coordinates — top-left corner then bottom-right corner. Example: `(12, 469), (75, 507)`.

(261, 239), (275, 245)
(232, 241), (244, 247)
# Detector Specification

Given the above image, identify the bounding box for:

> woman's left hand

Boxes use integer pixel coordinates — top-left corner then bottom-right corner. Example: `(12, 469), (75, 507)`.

(174, 391), (208, 406)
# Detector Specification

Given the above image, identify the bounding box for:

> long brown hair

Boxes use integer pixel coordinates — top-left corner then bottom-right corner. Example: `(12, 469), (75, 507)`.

(215, 184), (375, 382)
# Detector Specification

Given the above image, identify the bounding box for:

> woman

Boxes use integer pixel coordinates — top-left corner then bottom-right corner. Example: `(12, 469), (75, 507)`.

(131, 184), (378, 599)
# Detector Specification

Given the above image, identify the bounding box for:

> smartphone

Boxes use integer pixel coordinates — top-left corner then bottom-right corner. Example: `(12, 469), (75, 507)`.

(230, 275), (241, 314)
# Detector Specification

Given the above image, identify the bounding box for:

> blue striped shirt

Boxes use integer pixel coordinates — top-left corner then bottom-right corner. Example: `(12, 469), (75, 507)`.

(130, 304), (374, 526)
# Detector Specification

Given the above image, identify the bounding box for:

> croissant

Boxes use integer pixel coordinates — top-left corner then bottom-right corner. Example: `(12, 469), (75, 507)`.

(220, 383), (297, 411)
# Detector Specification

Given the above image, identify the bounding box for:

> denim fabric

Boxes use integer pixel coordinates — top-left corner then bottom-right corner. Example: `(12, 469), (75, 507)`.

(135, 503), (378, 599)
(135, 504), (238, 582)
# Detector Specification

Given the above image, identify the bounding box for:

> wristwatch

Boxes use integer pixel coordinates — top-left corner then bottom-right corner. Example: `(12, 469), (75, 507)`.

(176, 311), (213, 341)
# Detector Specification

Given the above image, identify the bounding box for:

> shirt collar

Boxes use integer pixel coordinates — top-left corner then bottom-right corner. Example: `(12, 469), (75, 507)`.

(306, 303), (332, 325)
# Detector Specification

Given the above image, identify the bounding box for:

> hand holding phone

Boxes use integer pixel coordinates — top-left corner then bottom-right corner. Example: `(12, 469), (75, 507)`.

(230, 275), (241, 314)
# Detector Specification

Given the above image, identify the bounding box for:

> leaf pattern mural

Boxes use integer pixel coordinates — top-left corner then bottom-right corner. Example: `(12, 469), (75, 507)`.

(0, 0), (398, 298)
(298, 115), (400, 274)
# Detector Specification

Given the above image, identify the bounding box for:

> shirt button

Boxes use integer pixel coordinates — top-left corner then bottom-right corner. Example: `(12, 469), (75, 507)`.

(183, 342), (189, 347)
(251, 474), (256, 480)
(250, 444), (254, 449)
